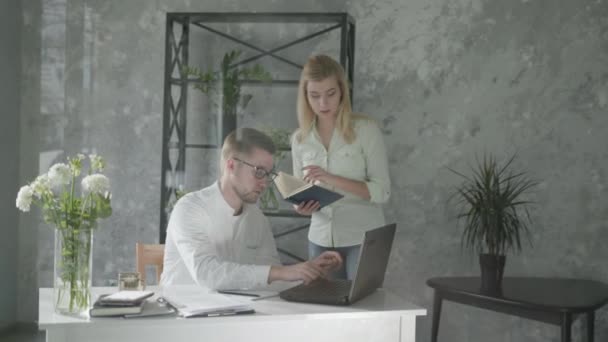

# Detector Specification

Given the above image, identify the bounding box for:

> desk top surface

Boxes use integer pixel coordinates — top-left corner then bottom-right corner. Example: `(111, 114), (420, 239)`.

(427, 276), (608, 312)
(39, 286), (426, 328)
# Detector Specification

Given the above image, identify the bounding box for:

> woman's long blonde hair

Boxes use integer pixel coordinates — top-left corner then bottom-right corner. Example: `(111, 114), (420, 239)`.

(295, 55), (362, 144)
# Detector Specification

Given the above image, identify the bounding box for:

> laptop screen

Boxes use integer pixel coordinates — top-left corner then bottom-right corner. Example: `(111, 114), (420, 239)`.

(348, 223), (397, 303)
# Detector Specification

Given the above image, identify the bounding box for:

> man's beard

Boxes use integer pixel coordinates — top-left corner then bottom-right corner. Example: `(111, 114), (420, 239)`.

(232, 184), (260, 204)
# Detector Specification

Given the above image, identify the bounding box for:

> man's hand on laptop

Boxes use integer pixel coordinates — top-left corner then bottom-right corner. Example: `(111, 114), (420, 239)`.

(268, 262), (325, 285)
(312, 251), (343, 273)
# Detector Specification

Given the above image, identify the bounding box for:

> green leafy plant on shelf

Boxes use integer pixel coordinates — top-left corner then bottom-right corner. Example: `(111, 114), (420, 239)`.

(263, 127), (291, 167)
(183, 50), (272, 142)
(448, 153), (537, 293)
(166, 187), (189, 216)
(259, 127), (291, 211)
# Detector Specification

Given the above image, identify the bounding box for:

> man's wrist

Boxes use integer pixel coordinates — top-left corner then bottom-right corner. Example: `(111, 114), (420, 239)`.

(268, 265), (282, 283)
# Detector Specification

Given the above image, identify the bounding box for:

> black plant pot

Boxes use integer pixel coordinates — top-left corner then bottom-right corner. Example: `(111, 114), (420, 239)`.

(479, 253), (506, 295)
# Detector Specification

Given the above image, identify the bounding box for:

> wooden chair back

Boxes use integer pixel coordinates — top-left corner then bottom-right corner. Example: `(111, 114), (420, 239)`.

(135, 242), (165, 284)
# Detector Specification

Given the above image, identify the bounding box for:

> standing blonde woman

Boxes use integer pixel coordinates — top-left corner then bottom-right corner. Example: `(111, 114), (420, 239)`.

(291, 55), (391, 280)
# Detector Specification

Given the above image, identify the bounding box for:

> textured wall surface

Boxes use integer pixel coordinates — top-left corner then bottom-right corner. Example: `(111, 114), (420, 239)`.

(0, 0), (21, 330)
(347, 0), (608, 341)
(17, 0), (608, 341)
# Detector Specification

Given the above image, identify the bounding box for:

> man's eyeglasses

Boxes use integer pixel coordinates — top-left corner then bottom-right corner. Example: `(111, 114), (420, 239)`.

(233, 157), (278, 181)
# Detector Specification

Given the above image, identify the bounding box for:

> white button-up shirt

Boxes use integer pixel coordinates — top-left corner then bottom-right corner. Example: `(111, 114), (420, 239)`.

(292, 118), (391, 247)
(160, 182), (281, 290)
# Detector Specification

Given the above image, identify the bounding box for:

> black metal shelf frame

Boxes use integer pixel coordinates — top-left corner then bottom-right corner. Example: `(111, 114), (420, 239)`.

(160, 12), (356, 248)
(263, 209), (310, 262)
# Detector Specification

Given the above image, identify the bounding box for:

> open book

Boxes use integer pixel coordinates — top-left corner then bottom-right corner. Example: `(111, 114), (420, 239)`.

(273, 171), (343, 209)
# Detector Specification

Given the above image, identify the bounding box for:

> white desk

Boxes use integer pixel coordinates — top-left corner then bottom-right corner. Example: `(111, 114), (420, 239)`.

(39, 287), (426, 342)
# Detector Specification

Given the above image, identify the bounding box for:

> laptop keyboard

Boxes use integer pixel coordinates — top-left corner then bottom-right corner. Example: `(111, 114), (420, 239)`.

(287, 279), (352, 299)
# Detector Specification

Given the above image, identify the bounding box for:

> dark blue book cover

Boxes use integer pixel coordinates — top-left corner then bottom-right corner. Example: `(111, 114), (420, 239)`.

(275, 172), (343, 209)
(285, 185), (343, 209)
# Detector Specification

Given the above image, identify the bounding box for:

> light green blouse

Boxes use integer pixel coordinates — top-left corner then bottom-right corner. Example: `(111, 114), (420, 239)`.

(291, 117), (391, 247)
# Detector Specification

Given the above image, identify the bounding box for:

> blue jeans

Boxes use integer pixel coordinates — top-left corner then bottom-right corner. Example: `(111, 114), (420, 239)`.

(308, 241), (361, 280)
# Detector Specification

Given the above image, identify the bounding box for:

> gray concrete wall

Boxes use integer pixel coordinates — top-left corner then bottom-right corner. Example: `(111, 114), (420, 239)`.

(18, 1), (608, 341)
(0, 0), (22, 331)
(347, 0), (608, 341)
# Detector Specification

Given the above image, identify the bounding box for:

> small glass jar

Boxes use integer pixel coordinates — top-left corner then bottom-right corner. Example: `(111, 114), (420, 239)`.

(118, 272), (144, 291)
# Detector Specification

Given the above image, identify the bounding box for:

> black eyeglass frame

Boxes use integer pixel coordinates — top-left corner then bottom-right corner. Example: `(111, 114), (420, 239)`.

(233, 157), (278, 181)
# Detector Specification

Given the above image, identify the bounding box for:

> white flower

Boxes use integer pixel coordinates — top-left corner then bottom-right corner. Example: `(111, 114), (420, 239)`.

(48, 163), (71, 187)
(89, 154), (105, 172)
(68, 156), (82, 177)
(81, 174), (110, 194)
(31, 174), (51, 198)
(16, 185), (34, 212)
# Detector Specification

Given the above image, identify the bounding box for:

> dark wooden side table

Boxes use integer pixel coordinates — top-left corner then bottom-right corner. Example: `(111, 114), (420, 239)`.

(427, 277), (608, 342)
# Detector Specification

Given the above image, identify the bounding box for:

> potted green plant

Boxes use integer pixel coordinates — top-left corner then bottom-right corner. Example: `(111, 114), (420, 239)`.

(448, 153), (537, 293)
(259, 127), (291, 211)
(184, 50), (271, 143)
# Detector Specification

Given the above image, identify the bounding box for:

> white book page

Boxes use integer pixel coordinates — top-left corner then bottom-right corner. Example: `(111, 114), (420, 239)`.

(274, 172), (310, 198)
(219, 280), (300, 301)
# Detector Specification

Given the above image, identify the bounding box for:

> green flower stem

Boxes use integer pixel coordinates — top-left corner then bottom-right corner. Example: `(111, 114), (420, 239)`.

(68, 173), (77, 312)
(65, 192), (94, 311)
(69, 229), (76, 311)
(57, 227), (91, 313)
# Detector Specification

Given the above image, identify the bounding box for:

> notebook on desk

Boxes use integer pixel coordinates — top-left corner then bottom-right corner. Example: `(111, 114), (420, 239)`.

(279, 223), (396, 306)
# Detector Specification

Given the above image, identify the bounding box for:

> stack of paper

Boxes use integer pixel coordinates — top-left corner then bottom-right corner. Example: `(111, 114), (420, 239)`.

(161, 286), (255, 318)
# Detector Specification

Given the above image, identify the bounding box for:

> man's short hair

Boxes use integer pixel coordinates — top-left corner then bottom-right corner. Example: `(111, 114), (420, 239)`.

(221, 128), (276, 168)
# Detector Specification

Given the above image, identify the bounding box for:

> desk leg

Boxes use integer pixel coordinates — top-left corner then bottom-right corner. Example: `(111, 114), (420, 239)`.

(431, 291), (442, 342)
(561, 312), (572, 342)
(46, 329), (67, 342)
(586, 311), (595, 342)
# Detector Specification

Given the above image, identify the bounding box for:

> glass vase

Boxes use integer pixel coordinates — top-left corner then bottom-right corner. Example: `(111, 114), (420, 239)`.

(53, 227), (93, 316)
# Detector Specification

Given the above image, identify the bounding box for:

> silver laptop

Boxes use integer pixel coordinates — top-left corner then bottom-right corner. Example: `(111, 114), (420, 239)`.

(279, 223), (396, 306)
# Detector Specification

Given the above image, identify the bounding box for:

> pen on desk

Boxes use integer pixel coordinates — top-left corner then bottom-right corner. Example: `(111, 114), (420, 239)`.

(206, 312), (233, 317)
(217, 290), (260, 297)
(250, 293), (280, 301)
(203, 308), (255, 317)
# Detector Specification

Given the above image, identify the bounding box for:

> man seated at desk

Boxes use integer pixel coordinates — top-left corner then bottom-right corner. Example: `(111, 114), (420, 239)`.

(160, 128), (342, 290)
